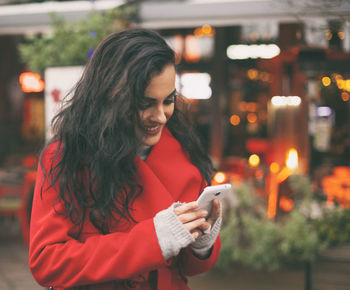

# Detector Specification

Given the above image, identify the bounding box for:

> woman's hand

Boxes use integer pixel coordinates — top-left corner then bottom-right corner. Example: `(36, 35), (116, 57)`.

(206, 198), (221, 227)
(195, 198), (221, 236)
(173, 202), (208, 239)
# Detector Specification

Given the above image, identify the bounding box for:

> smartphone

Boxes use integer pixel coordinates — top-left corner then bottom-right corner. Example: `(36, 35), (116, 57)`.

(197, 183), (232, 213)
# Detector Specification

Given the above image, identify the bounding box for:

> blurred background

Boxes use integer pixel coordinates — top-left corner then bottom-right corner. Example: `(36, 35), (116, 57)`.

(0, 0), (350, 289)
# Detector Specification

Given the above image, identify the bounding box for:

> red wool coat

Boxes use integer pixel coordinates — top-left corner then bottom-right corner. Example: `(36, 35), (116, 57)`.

(29, 128), (221, 289)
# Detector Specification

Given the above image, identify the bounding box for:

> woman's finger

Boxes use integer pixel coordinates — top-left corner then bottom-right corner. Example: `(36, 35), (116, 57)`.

(173, 201), (199, 216)
(177, 210), (208, 224)
(183, 218), (206, 233)
(207, 198), (221, 226)
(198, 221), (211, 232)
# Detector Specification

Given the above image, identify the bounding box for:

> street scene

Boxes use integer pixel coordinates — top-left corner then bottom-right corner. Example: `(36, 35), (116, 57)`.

(0, 0), (350, 289)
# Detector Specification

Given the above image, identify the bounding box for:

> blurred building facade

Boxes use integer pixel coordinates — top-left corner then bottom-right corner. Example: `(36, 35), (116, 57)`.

(0, 0), (349, 176)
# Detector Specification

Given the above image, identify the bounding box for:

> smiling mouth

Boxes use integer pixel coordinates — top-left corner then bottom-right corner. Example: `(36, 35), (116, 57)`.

(143, 125), (162, 136)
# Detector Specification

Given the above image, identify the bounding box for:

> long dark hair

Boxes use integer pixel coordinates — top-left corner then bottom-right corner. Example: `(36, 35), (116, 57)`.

(41, 28), (214, 235)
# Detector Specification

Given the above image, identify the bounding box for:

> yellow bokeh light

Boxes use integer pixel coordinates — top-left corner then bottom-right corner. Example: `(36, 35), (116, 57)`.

(247, 113), (258, 123)
(202, 25), (213, 35)
(230, 114), (241, 126)
(249, 154), (260, 167)
(337, 80), (345, 90)
(322, 76), (331, 87)
(345, 80), (350, 91)
(270, 162), (280, 173)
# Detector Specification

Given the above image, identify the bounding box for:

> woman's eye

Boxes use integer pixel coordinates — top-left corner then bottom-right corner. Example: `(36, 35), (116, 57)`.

(138, 99), (152, 110)
(164, 95), (176, 105)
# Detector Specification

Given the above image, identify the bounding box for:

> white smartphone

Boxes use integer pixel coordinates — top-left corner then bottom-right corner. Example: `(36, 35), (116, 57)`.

(197, 183), (232, 213)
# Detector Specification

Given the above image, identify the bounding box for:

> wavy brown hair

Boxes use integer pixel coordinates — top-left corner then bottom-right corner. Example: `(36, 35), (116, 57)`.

(41, 28), (214, 235)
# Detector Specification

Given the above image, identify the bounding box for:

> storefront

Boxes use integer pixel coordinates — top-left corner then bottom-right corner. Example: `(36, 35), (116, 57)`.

(0, 0), (350, 253)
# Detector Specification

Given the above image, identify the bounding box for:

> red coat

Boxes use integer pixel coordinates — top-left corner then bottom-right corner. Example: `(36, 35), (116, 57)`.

(29, 128), (221, 289)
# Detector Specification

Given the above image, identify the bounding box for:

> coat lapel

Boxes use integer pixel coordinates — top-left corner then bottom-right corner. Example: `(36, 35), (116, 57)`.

(131, 128), (203, 222)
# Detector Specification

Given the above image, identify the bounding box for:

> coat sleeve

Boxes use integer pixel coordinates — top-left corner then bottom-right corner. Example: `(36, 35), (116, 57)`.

(29, 151), (167, 288)
(181, 235), (221, 276)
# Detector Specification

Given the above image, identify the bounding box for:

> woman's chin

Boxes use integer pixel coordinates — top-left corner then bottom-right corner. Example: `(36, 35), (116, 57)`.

(142, 130), (162, 146)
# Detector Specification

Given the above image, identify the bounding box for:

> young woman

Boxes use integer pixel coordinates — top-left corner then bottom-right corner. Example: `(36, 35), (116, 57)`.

(29, 28), (221, 290)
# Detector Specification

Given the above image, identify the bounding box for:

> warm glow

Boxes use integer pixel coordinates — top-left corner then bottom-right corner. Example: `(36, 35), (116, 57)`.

(322, 76), (331, 87)
(322, 166), (350, 208)
(270, 162), (280, 173)
(286, 148), (298, 170)
(271, 96), (301, 107)
(277, 167), (291, 183)
(246, 102), (257, 112)
(332, 73), (343, 81)
(255, 169), (264, 180)
(338, 31), (345, 40)
(326, 30), (332, 40)
(346, 80), (350, 91)
(249, 154), (260, 167)
(238, 102), (247, 111)
(337, 79), (350, 92)
(279, 196), (294, 212)
(260, 72), (270, 82)
(341, 92), (349, 102)
(230, 114), (241, 126)
(184, 35), (201, 62)
(227, 44), (280, 60)
(337, 80), (344, 89)
(19, 72), (45, 93)
(194, 25), (215, 37)
(213, 171), (227, 184)
(247, 113), (258, 123)
(267, 173), (278, 219)
(247, 69), (259, 80)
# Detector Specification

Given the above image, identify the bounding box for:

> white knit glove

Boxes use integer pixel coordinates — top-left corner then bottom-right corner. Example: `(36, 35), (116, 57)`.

(154, 203), (195, 261)
(190, 216), (221, 258)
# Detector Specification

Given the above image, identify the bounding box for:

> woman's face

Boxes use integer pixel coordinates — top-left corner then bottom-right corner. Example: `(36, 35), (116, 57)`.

(136, 64), (176, 146)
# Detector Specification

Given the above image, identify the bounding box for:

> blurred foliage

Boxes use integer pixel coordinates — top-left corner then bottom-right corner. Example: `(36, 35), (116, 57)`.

(19, 6), (136, 75)
(314, 207), (350, 246)
(216, 174), (350, 271)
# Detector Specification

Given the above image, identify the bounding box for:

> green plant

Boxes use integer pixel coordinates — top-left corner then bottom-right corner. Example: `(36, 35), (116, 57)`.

(19, 6), (136, 74)
(314, 207), (350, 246)
(217, 175), (327, 271)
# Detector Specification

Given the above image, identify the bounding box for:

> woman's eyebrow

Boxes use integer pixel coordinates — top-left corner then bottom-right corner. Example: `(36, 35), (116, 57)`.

(144, 89), (177, 101)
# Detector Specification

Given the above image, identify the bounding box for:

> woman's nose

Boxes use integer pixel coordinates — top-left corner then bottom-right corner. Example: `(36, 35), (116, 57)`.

(151, 106), (167, 123)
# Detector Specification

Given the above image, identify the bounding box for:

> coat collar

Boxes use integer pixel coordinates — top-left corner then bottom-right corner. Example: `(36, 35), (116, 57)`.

(131, 127), (202, 221)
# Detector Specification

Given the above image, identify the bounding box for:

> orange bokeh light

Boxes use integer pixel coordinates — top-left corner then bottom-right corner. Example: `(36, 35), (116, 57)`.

(270, 162), (280, 173)
(247, 113), (258, 123)
(19, 72), (45, 93)
(341, 92), (349, 102)
(230, 114), (240, 126)
(279, 196), (294, 212)
(213, 171), (227, 184)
